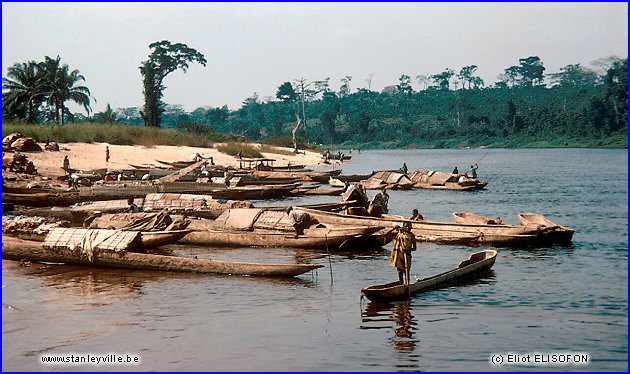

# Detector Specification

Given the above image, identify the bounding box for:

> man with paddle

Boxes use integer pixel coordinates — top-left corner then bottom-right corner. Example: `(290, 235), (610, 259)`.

(390, 222), (417, 285)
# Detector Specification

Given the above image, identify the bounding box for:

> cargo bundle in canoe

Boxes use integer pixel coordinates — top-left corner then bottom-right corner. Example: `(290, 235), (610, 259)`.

(2, 236), (321, 277)
(299, 208), (568, 247)
(360, 171), (414, 190)
(361, 250), (497, 302)
(408, 170), (487, 191)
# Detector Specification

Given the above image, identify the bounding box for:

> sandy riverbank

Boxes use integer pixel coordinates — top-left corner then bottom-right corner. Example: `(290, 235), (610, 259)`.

(19, 142), (329, 179)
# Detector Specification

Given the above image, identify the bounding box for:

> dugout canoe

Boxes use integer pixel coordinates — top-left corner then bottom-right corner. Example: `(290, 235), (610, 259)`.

(361, 249), (497, 302)
(2, 191), (124, 207)
(453, 212), (506, 225)
(299, 208), (557, 247)
(518, 213), (574, 245)
(2, 222), (190, 249)
(413, 182), (483, 191)
(180, 225), (383, 249)
(2, 236), (321, 277)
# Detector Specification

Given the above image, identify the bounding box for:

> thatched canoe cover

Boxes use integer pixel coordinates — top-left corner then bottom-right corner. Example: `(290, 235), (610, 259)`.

(212, 208), (263, 231)
(142, 193), (252, 211)
(43, 228), (141, 260)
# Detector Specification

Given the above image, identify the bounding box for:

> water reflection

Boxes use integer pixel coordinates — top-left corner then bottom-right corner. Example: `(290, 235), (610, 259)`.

(361, 300), (420, 367)
(3, 258), (318, 302)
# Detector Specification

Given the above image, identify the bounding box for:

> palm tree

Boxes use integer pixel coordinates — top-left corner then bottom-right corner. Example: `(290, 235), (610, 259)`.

(40, 56), (92, 124)
(2, 61), (45, 122)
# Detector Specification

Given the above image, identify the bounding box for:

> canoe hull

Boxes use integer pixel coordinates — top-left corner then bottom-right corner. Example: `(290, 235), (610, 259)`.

(181, 226), (382, 249)
(2, 236), (321, 277)
(361, 249), (497, 302)
(141, 230), (191, 248)
(301, 208), (550, 247)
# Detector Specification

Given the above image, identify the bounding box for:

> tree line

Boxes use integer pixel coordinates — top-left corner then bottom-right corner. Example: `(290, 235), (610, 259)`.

(3, 40), (627, 148)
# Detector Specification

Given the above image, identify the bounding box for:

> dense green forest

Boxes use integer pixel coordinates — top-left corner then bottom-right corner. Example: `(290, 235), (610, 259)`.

(3, 54), (627, 148)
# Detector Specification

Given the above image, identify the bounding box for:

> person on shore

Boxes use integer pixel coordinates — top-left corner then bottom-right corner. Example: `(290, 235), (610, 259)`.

(409, 209), (423, 221)
(452, 166), (459, 174)
(63, 155), (70, 173)
(401, 163), (408, 174)
(105, 146), (110, 163)
(390, 222), (417, 285)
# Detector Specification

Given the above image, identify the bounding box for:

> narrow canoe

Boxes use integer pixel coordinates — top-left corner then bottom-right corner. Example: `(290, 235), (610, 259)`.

(413, 182), (480, 191)
(2, 236), (321, 277)
(361, 249), (497, 302)
(140, 230), (192, 248)
(300, 208), (553, 247)
(181, 225), (383, 249)
(518, 213), (574, 244)
(453, 212), (505, 225)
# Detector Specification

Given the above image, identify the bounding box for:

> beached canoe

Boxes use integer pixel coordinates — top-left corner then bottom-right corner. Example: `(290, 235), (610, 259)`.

(2, 236), (321, 277)
(518, 213), (574, 244)
(361, 249), (497, 302)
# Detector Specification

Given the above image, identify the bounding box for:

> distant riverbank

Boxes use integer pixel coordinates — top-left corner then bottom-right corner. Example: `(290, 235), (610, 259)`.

(338, 133), (627, 150)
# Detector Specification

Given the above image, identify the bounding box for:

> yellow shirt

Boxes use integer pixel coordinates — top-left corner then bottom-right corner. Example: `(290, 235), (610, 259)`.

(390, 231), (415, 269)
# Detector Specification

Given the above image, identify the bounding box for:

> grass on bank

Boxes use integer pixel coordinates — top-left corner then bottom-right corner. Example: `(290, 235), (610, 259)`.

(1, 121), (243, 147)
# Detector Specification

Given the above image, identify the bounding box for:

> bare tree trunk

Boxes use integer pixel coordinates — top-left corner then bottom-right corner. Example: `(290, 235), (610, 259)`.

(292, 113), (302, 153)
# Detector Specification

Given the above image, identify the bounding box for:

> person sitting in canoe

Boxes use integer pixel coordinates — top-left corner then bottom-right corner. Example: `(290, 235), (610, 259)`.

(127, 198), (140, 213)
(408, 209), (423, 221)
(390, 222), (417, 285)
(286, 207), (316, 238)
(368, 187), (389, 217)
(467, 164), (478, 178)
(452, 166), (459, 174)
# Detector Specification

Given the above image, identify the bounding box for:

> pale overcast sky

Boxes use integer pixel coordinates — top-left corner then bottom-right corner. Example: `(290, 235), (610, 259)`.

(2, 2), (628, 114)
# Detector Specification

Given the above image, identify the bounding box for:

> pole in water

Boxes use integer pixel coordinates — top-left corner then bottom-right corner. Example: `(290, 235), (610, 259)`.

(325, 233), (333, 285)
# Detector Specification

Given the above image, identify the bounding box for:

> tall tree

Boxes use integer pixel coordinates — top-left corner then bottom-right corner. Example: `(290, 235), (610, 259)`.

(549, 64), (597, 89)
(396, 74), (413, 94)
(339, 76), (352, 97)
(139, 40), (206, 127)
(415, 74), (429, 91)
(39, 55), (92, 125)
(604, 58), (628, 131)
(430, 69), (455, 90)
(457, 65), (483, 89)
(276, 81), (301, 151)
(2, 61), (45, 123)
(517, 56), (545, 86)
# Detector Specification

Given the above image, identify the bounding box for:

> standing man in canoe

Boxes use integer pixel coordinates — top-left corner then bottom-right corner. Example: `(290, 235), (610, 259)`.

(391, 222), (417, 285)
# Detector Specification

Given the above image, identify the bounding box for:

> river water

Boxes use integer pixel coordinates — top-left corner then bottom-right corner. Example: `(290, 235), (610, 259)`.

(2, 148), (627, 371)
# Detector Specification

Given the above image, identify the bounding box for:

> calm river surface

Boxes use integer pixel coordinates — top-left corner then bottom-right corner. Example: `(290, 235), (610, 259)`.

(2, 148), (627, 371)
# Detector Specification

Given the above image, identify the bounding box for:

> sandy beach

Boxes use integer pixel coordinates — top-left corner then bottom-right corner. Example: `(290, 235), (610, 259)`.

(18, 142), (328, 178)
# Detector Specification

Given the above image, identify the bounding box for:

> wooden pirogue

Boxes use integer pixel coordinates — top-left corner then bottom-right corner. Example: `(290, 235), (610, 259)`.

(361, 249), (497, 302)
(2, 236), (322, 277)
(518, 213), (574, 245)
(299, 208), (569, 247)
(181, 208), (384, 249)
(181, 226), (383, 249)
